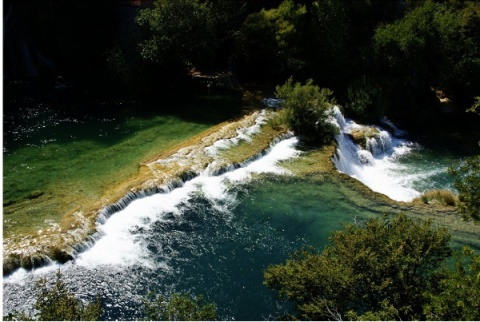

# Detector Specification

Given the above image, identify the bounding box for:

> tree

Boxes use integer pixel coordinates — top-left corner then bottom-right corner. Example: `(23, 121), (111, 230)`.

(448, 155), (480, 221)
(237, 0), (306, 79)
(263, 213), (452, 320)
(131, 0), (221, 90)
(136, 0), (217, 68)
(4, 271), (102, 321)
(144, 292), (217, 321)
(345, 75), (383, 122)
(306, 0), (350, 88)
(275, 78), (337, 146)
(373, 0), (480, 115)
(423, 246), (480, 321)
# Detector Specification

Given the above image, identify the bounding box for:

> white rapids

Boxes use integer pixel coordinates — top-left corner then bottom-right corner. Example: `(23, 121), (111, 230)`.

(330, 106), (424, 202)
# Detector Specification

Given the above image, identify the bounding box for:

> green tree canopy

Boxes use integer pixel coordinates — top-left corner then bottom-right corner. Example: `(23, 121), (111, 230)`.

(136, 0), (217, 69)
(374, 0), (480, 112)
(275, 77), (337, 146)
(144, 292), (217, 321)
(423, 246), (480, 321)
(264, 213), (452, 320)
(306, 0), (350, 88)
(448, 154), (480, 221)
(237, 0), (306, 78)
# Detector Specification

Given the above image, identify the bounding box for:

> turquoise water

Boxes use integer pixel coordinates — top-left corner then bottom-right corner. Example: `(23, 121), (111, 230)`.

(3, 173), (385, 320)
(3, 96), (479, 320)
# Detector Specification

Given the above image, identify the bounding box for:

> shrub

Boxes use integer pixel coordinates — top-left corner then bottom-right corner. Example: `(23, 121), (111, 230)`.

(144, 292), (217, 321)
(415, 189), (458, 206)
(275, 78), (338, 146)
(448, 155), (480, 221)
(264, 213), (452, 320)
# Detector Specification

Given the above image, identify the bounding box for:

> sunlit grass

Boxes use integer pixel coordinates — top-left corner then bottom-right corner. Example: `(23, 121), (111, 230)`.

(413, 189), (458, 207)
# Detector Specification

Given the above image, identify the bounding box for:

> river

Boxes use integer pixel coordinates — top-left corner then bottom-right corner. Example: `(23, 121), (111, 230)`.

(3, 96), (479, 320)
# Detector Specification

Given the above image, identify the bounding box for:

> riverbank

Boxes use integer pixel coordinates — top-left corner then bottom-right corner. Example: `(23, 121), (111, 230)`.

(2, 89), (285, 275)
(4, 88), (479, 275)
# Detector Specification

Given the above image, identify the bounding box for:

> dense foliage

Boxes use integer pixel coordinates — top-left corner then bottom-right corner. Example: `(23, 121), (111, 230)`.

(7, 0), (480, 118)
(136, 0), (216, 68)
(448, 155), (480, 221)
(424, 246), (480, 321)
(373, 0), (480, 119)
(275, 78), (338, 145)
(264, 214), (453, 320)
(144, 292), (217, 321)
(237, 0), (307, 78)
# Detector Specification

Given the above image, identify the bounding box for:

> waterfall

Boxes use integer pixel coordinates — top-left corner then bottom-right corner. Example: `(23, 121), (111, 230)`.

(74, 136), (300, 269)
(330, 106), (420, 202)
(71, 109), (299, 268)
(3, 106), (463, 320)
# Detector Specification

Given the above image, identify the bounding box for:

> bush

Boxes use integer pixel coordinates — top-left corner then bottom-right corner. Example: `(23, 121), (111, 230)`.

(275, 78), (338, 146)
(448, 155), (480, 221)
(4, 271), (102, 321)
(263, 213), (452, 320)
(415, 189), (458, 206)
(144, 292), (217, 321)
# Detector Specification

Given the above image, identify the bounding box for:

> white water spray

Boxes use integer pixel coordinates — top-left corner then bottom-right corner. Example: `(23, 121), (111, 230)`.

(330, 106), (421, 202)
(74, 136), (300, 269)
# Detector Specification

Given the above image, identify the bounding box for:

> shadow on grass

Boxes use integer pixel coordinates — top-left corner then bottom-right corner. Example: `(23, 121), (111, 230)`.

(3, 88), (246, 155)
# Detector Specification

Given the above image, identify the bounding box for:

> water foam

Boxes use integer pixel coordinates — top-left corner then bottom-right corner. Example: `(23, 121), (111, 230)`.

(75, 136), (300, 270)
(204, 110), (268, 157)
(331, 106), (421, 202)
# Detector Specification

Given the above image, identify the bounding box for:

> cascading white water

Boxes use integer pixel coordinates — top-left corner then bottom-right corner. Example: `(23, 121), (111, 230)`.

(330, 106), (422, 202)
(3, 106), (464, 320)
(3, 131), (301, 319)
(72, 136), (301, 270)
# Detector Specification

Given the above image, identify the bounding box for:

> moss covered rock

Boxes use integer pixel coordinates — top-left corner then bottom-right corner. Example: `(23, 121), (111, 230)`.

(349, 126), (379, 149)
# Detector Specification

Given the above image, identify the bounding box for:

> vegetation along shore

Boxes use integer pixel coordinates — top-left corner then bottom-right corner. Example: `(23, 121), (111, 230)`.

(4, 0), (480, 320)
